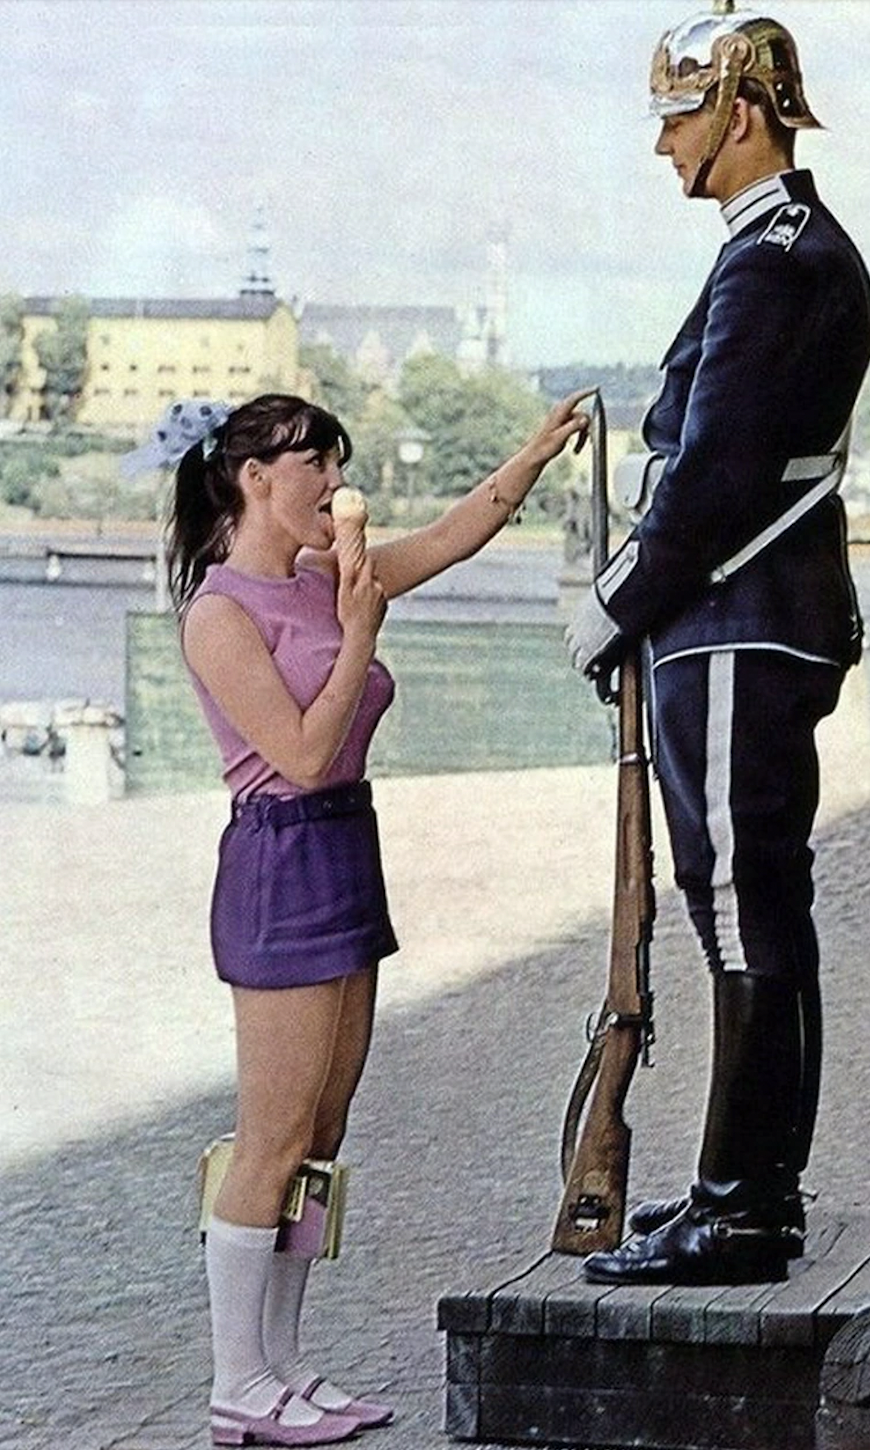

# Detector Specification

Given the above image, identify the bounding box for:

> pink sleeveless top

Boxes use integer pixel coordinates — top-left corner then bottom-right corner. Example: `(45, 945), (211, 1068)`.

(184, 562), (395, 800)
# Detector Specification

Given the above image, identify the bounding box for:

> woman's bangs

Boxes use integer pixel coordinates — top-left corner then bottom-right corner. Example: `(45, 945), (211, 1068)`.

(270, 406), (352, 464)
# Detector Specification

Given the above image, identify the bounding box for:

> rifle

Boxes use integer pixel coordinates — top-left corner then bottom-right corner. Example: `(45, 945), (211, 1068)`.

(551, 392), (656, 1257)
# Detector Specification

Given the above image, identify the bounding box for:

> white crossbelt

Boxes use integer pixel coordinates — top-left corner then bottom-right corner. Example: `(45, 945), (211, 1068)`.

(612, 432), (849, 586)
(710, 454), (844, 584)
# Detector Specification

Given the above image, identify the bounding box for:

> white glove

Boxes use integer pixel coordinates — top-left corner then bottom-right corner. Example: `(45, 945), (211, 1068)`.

(565, 587), (623, 676)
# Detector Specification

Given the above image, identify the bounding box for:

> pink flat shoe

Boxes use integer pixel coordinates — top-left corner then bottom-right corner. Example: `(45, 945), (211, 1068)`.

(211, 1387), (361, 1446)
(296, 1375), (394, 1430)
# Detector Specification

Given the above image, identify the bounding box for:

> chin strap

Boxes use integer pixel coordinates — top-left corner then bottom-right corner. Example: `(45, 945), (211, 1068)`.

(690, 32), (754, 198)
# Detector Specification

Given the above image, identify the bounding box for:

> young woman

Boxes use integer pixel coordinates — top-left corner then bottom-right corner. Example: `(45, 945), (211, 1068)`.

(126, 388), (589, 1447)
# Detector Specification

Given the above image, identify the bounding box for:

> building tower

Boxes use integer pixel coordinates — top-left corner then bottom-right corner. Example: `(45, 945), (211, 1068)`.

(484, 231), (509, 366)
(240, 205), (275, 297)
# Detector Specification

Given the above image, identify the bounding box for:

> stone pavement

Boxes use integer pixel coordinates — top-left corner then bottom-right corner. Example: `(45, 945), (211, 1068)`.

(1, 663), (869, 1450)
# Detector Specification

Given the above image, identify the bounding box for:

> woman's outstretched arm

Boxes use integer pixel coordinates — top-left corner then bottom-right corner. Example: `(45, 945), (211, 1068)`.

(368, 390), (592, 601)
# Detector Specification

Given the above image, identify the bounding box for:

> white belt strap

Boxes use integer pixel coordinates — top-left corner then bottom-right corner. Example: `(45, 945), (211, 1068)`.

(782, 454), (843, 482)
(614, 446), (844, 523)
(613, 425), (851, 584)
(710, 427), (850, 584)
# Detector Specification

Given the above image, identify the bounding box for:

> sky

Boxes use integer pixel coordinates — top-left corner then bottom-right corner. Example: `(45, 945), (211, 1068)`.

(2, 0), (869, 368)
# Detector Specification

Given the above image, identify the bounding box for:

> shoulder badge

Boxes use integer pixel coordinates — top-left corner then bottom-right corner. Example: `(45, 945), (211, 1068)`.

(758, 203), (811, 252)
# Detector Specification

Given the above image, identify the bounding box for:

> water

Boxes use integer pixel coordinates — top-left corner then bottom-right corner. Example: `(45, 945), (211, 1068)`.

(0, 544), (572, 707)
(6, 546), (868, 802)
(0, 544), (610, 800)
(0, 579), (155, 706)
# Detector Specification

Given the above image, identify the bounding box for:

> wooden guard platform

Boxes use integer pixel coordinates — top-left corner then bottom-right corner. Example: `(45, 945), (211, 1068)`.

(437, 1212), (870, 1450)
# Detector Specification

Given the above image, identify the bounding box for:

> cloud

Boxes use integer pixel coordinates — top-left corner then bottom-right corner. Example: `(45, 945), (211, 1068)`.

(2, 0), (869, 365)
(82, 196), (232, 297)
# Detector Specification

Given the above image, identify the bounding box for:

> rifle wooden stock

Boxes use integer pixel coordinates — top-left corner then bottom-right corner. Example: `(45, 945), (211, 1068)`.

(552, 646), (655, 1256)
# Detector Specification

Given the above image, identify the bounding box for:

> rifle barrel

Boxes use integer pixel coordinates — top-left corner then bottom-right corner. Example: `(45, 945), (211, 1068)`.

(590, 392), (609, 577)
(551, 391), (656, 1257)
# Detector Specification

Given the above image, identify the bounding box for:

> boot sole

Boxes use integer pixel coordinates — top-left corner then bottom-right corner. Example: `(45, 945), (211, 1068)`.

(584, 1256), (789, 1287)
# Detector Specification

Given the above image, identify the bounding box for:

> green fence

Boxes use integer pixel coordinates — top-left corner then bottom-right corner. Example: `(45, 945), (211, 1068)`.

(124, 612), (614, 795)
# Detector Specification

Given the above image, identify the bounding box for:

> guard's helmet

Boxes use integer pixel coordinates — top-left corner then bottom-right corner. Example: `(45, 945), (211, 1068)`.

(650, 1), (821, 193)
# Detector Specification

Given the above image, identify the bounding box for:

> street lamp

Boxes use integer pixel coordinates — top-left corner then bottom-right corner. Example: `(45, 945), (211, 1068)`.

(395, 426), (429, 523)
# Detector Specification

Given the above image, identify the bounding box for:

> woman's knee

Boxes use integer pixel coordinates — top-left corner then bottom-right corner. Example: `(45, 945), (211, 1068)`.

(229, 1125), (312, 1202)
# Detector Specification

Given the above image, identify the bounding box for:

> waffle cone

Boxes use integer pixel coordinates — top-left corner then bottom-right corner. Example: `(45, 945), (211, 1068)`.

(333, 487), (368, 573)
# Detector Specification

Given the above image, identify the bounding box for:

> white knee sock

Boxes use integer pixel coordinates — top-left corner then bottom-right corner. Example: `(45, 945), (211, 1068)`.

(264, 1249), (359, 1413)
(263, 1248), (312, 1379)
(205, 1217), (322, 1426)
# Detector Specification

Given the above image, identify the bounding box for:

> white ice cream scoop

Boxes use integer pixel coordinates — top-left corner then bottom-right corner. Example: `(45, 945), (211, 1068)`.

(332, 485), (368, 572)
(331, 485), (368, 523)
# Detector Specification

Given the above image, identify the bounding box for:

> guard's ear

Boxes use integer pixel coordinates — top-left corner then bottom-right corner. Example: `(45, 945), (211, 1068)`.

(729, 96), (753, 143)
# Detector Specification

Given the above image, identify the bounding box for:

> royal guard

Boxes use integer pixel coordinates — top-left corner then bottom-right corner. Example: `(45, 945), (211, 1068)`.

(568, 1), (870, 1284)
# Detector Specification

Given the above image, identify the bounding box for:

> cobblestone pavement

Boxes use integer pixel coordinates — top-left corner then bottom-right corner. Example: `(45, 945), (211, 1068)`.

(2, 792), (869, 1450)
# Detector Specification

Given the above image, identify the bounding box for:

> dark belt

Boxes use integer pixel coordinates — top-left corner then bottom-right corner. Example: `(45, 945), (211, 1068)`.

(231, 780), (372, 829)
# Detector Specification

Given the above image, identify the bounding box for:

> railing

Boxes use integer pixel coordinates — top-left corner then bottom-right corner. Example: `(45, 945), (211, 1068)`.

(0, 532), (169, 606)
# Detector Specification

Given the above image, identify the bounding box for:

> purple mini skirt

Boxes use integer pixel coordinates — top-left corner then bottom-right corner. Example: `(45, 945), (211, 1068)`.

(210, 781), (399, 989)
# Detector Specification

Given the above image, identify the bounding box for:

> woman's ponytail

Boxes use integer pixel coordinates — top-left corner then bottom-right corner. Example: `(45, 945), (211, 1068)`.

(166, 442), (243, 612)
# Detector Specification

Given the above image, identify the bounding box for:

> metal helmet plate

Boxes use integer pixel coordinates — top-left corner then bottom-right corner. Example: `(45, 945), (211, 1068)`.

(650, 2), (821, 130)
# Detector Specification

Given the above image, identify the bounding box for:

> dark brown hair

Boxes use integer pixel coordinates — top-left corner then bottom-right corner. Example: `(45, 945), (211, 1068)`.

(704, 79), (796, 162)
(165, 393), (352, 610)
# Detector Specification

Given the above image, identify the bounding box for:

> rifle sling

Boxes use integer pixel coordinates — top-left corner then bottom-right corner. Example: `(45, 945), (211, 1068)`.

(560, 1003), (644, 1181)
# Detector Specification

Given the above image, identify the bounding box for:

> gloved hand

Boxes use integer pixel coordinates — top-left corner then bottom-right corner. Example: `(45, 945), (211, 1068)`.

(565, 586), (624, 679)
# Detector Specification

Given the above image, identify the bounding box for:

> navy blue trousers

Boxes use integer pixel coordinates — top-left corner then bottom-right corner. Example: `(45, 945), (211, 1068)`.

(651, 649), (843, 982)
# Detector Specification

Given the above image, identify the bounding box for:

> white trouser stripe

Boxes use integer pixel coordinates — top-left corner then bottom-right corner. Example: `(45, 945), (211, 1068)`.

(705, 651), (748, 972)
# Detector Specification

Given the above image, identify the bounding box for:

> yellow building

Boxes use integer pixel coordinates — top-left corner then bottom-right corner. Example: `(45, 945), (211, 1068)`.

(12, 294), (300, 431)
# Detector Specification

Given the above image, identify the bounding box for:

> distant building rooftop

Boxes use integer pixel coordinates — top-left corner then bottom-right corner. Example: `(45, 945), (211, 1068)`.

(23, 295), (284, 321)
(299, 302), (463, 360)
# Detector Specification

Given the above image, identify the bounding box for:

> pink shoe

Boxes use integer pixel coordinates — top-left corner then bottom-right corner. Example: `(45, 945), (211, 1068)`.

(211, 1387), (361, 1446)
(296, 1374), (394, 1430)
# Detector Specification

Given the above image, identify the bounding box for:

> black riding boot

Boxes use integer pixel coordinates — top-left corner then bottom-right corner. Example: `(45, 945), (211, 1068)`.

(627, 971), (820, 1252)
(792, 968), (822, 1186)
(585, 973), (803, 1285)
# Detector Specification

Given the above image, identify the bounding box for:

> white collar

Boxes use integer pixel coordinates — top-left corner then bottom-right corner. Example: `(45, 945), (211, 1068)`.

(721, 173), (792, 237)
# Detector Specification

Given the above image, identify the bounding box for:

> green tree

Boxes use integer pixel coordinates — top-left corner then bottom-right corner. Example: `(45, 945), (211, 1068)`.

(537, 361), (660, 408)
(34, 296), (90, 423)
(0, 294), (24, 417)
(0, 445), (60, 509)
(343, 391), (406, 507)
(397, 354), (563, 509)
(300, 342), (370, 426)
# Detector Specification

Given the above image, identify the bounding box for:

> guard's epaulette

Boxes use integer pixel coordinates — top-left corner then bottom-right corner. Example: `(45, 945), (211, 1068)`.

(757, 203), (811, 253)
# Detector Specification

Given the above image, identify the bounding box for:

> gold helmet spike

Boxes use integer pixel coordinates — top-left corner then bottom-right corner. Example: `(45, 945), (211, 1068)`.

(650, 3), (822, 194)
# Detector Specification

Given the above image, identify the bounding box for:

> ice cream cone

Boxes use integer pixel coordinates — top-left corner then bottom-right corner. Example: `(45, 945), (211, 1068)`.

(332, 485), (368, 574)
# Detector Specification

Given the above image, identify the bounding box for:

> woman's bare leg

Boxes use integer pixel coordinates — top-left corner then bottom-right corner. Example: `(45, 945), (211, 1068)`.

(311, 965), (379, 1159)
(206, 977), (368, 1436)
(215, 978), (346, 1227)
(262, 966), (392, 1425)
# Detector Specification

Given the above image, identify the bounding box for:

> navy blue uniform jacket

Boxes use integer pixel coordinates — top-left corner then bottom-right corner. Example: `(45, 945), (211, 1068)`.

(598, 170), (870, 669)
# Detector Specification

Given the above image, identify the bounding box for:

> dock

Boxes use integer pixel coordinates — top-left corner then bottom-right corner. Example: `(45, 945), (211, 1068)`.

(0, 531), (159, 582)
